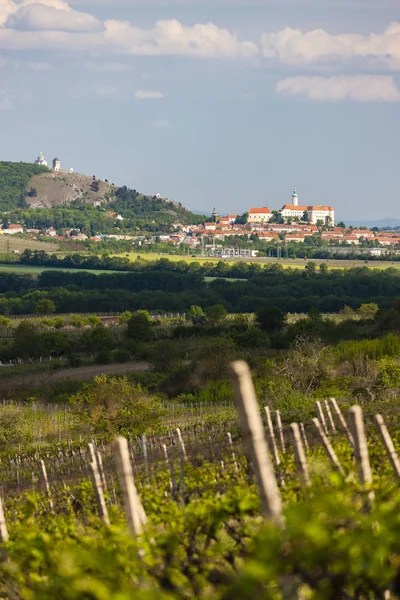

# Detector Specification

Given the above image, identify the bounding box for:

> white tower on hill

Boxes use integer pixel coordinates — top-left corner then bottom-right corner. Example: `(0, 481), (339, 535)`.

(35, 152), (48, 167)
(53, 157), (61, 171)
(292, 187), (298, 206)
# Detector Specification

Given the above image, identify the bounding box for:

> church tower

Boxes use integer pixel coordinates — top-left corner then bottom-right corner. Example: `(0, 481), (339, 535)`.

(292, 188), (298, 206)
(211, 205), (219, 223)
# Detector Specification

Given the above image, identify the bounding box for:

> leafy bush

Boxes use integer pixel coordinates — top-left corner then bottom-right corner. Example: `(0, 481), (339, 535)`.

(69, 375), (162, 438)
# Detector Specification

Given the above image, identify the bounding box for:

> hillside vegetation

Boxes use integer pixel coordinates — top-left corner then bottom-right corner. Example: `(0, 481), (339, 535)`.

(0, 162), (206, 230)
(0, 162), (49, 211)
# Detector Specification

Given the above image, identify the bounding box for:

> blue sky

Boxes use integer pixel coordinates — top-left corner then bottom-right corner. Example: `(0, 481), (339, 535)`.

(0, 0), (399, 221)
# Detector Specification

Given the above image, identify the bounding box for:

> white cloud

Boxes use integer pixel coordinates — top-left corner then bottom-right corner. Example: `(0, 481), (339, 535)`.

(136, 90), (163, 99)
(104, 19), (258, 58)
(153, 118), (170, 128)
(276, 75), (400, 102)
(7, 3), (103, 33)
(261, 22), (400, 69)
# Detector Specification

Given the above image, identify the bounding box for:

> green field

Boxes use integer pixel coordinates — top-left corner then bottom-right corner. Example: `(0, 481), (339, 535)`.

(118, 251), (400, 270)
(0, 263), (123, 275)
(0, 235), (58, 253)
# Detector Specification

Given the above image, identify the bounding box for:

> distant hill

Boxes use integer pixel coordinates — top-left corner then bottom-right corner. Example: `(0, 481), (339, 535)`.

(346, 218), (400, 228)
(0, 161), (207, 227)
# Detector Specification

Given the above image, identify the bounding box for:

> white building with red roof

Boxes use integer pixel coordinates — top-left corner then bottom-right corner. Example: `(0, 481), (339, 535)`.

(248, 207), (272, 223)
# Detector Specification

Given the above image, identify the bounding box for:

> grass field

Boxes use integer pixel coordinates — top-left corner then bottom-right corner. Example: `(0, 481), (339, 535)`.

(0, 236), (58, 253)
(118, 252), (400, 270)
(0, 264), (124, 275)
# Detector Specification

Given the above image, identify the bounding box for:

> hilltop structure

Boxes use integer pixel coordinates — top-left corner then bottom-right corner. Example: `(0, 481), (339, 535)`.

(34, 152), (47, 167)
(52, 158), (61, 171)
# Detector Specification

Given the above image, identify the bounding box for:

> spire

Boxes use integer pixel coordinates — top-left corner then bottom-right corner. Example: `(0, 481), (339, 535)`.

(292, 187), (298, 206)
(212, 204), (218, 222)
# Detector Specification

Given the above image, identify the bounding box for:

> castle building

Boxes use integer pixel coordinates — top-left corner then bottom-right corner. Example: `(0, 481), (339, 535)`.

(248, 207), (272, 223)
(34, 152), (48, 167)
(53, 158), (61, 171)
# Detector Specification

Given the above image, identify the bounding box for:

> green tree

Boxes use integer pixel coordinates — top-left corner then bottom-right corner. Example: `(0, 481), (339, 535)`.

(358, 303), (379, 319)
(256, 307), (287, 333)
(70, 314), (86, 328)
(319, 263), (328, 274)
(13, 321), (41, 359)
(205, 304), (227, 323)
(35, 299), (56, 315)
(186, 305), (204, 322)
(118, 311), (132, 325)
(126, 310), (152, 341)
(305, 261), (317, 275)
(0, 316), (11, 327)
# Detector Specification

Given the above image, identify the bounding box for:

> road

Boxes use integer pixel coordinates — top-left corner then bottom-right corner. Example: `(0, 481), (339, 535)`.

(0, 361), (151, 389)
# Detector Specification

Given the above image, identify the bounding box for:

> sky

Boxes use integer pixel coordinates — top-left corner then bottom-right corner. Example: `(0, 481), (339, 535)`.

(0, 0), (399, 221)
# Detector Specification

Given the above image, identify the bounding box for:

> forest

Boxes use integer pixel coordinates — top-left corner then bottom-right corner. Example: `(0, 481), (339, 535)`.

(2, 254), (400, 314)
(0, 161), (49, 211)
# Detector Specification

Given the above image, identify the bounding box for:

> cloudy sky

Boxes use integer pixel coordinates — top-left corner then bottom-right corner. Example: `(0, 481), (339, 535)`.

(0, 0), (399, 220)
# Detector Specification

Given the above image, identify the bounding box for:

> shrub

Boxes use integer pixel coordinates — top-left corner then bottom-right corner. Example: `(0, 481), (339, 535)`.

(0, 406), (34, 450)
(69, 375), (161, 438)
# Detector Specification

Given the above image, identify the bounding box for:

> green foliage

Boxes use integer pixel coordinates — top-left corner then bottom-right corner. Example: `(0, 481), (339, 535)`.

(186, 305), (204, 322)
(335, 335), (400, 362)
(127, 310), (152, 341)
(118, 311), (132, 325)
(256, 307), (286, 333)
(0, 315), (11, 327)
(69, 314), (86, 328)
(69, 375), (161, 438)
(0, 161), (49, 210)
(375, 357), (400, 389)
(0, 406), (34, 450)
(205, 304), (228, 323)
(35, 298), (56, 314)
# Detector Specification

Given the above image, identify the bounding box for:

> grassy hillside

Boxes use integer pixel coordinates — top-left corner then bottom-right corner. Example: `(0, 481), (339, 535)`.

(0, 162), (49, 211)
(0, 162), (206, 228)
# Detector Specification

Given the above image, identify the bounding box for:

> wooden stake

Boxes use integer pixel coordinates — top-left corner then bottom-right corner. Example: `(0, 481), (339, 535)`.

(230, 361), (283, 524)
(167, 446), (178, 501)
(142, 434), (150, 484)
(0, 496), (8, 543)
(315, 401), (328, 435)
(276, 410), (285, 454)
(227, 432), (239, 472)
(348, 405), (374, 501)
(323, 399), (336, 433)
(40, 459), (54, 509)
(176, 429), (187, 461)
(299, 423), (309, 453)
(113, 437), (147, 536)
(162, 444), (173, 492)
(264, 406), (280, 466)
(329, 398), (354, 447)
(96, 451), (107, 493)
(89, 461), (110, 525)
(290, 423), (311, 487)
(374, 414), (400, 483)
(312, 418), (344, 474)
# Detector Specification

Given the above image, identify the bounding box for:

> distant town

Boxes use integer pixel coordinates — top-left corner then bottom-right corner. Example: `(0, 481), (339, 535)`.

(1, 153), (400, 259)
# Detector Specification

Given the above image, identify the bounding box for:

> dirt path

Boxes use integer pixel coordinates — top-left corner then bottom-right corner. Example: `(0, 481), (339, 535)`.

(0, 361), (151, 389)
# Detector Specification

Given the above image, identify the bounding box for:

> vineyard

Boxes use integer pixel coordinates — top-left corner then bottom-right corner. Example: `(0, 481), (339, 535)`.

(0, 361), (399, 598)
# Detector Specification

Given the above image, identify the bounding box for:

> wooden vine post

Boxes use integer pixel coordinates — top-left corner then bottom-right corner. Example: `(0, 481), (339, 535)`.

(299, 423), (309, 453)
(230, 361), (283, 524)
(312, 418), (344, 474)
(40, 459), (54, 510)
(348, 405), (374, 502)
(89, 460), (110, 525)
(0, 497), (8, 543)
(323, 400), (336, 433)
(113, 437), (147, 536)
(315, 401), (328, 435)
(264, 406), (280, 466)
(227, 432), (239, 472)
(290, 423), (311, 487)
(374, 414), (400, 483)
(329, 398), (354, 447)
(276, 410), (286, 454)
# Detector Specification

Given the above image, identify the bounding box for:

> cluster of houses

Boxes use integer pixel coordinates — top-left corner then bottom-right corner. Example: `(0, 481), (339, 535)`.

(1, 187), (400, 253)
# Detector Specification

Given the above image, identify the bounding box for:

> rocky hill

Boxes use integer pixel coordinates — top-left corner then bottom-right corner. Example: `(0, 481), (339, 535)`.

(27, 170), (116, 208)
